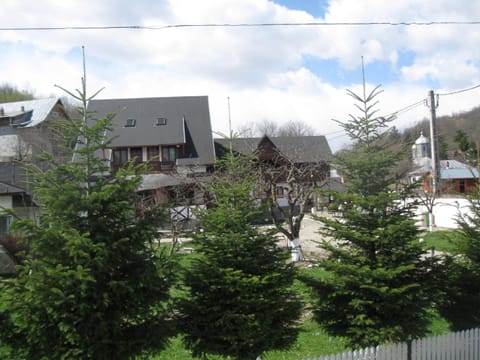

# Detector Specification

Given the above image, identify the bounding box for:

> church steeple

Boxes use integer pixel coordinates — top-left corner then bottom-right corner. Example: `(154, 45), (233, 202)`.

(412, 131), (431, 166)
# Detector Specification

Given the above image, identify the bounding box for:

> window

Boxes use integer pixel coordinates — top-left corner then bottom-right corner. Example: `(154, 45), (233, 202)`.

(147, 146), (161, 171)
(112, 148), (128, 169)
(0, 215), (12, 235)
(162, 146), (178, 162)
(125, 118), (136, 127)
(155, 117), (167, 126)
(130, 147), (143, 162)
(275, 186), (286, 197)
(147, 146), (160, 160)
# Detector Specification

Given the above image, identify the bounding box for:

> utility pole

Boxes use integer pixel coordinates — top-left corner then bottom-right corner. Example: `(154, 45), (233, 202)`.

(428, 90), (441, 195)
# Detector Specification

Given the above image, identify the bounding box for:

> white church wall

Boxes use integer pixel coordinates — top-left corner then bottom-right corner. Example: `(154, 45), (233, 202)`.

(414, 197), (472, 229)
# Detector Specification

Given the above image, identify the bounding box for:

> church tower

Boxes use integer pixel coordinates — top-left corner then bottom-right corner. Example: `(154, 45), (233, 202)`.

(412, 131), (431, 167)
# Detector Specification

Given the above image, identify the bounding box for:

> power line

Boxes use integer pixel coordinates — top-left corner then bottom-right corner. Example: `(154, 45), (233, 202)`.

(1, 21), (480, 32)
(437, 83), (480, 96)
(325, 98), (429, 141)
(388, 98), (427, 118)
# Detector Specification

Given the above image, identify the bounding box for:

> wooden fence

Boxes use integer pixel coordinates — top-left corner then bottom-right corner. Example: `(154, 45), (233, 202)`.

(306, 328), (480, 360)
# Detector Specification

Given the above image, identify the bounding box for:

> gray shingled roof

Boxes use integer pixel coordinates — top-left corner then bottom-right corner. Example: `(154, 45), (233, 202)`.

(215, 135), (332, 162)
(88, 96), (215, 165)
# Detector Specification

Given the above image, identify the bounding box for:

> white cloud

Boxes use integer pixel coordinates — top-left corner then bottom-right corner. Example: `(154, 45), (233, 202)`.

(0, 0), (480, 153)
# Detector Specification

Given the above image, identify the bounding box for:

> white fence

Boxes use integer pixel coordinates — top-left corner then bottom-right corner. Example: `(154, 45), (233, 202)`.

(307, 328), (480, 360)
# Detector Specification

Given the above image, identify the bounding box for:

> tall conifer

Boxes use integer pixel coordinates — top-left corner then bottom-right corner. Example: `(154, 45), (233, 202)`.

(0, 77), (174, 359)
(178, 152), (301, 360)
(307, 81), (438, 348)
(437, 185), (480, 330)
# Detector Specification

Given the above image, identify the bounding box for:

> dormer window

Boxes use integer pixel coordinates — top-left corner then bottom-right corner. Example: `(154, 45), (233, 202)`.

(125, 118), (136, 127)
(155, 117), (167, 126)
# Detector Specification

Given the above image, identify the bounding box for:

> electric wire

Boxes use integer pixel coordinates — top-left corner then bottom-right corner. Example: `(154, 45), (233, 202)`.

(388, 98), (427, 118)
(2, 19), (479, 146)
(1, 21), (480, 32)
(324, 97), (430, 143)
(437, 83), (480, 96)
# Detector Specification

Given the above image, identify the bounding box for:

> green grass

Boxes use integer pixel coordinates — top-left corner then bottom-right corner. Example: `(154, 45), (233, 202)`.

(263, 320), (347, 360)
(1, 247), (453, 360)
(427, 310), (451, 336)
(153, 320), (347, 360)
(420, 230), (460, 254)
(152, 264), (451, 359)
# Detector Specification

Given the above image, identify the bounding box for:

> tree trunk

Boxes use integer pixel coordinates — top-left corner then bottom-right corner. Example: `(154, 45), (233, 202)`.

(288, 237), (304, 262)
(428, 211), (434, 232)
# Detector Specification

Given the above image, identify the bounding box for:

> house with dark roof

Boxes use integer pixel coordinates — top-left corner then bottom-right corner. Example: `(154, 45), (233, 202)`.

(214, 135), (337, 207)
(87, 96), (216, 206)
(88, 96), (215, 173)
(214, 135), (333, 164)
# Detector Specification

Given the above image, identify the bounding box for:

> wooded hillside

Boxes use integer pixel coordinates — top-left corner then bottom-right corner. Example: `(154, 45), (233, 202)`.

(401, 105), (480, 157)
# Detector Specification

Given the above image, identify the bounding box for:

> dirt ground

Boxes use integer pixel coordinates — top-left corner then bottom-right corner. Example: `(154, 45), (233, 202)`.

(166, 211), (334, 259)
(273, 213), (331, 260)
(169, 210), (436, 262)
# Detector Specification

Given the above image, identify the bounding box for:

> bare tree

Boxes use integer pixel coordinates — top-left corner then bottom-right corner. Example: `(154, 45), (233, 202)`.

(237, 118), (280, 138)
(237, 119), (316, 138)
(416, 187), (437, 232)
(257, 118), (280, 137)
(277, 120), (316, 137)
(258, 151), (329, 261)
(236, 121), (257, 138)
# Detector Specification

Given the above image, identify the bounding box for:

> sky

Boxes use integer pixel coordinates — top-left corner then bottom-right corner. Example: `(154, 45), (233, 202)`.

(1, 0), (480, 151)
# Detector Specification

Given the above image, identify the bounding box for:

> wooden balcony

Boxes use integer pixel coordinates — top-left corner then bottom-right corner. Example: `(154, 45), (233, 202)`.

(112, 160), (176, 173)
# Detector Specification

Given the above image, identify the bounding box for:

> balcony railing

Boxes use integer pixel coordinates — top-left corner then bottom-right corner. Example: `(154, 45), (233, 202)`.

(112, 160), (176, 173)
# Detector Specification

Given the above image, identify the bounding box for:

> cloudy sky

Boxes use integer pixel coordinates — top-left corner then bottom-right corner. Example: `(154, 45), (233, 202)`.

(1, 0), (480, 151)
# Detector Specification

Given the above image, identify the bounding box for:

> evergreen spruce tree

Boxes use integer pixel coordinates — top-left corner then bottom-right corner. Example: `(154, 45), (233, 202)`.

(437, 185), (480, 330)
(0, 78), (175, 359)
(178, 152), (301, 360)
(306, 81), (438, 348)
